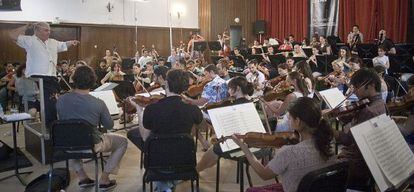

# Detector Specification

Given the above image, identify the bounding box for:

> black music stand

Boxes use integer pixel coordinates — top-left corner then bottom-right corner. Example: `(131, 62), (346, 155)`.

(262, 46), (269, 53)
(121, 58), (135, 70)
(268, 54), (286, 66)
(229, 56), (246, 68)
(0, 116), (33, 185)
(247, 54), (264, 63)
(208, 41), (222, 51)
(254, 48), (263, 54)
(293, 57), (307, 64)
(302, 48), (313, 57)
(357, 43), (378, 59)
(193, 41), (208, 52)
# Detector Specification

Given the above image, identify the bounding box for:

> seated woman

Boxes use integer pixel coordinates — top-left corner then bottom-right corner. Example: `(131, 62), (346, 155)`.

(196, 76), (255, 172)
(7, 64), (39, 118)
(264, 71), (312, 132)
(292, 44), (307, 58)
(232, 97), (336, 192)
(100, 62), (125, 84)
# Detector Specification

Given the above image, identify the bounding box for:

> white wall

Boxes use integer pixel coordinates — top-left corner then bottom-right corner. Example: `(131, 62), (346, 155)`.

(0, 0), (198, 28)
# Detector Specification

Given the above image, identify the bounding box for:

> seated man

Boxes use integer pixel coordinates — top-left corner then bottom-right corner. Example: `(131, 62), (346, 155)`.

(128, 69), (203, 191)
(56, 65), (127, 191)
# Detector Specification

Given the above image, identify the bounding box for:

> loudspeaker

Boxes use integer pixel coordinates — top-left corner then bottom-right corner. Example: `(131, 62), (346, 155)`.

(254, 20), (266, 35)
(0, 0), (21, 11)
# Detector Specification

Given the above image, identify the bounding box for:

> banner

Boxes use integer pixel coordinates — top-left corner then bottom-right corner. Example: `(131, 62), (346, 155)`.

(309, 0), (339, 37)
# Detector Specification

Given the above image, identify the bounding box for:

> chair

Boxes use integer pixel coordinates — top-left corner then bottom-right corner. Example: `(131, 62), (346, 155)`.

(48, 119), (100, 192)
(142, 134), (199, 192)
(296, 161), (349, 192)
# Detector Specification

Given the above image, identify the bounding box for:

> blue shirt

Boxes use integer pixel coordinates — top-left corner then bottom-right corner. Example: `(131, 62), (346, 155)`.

(201, 75), (228, 103)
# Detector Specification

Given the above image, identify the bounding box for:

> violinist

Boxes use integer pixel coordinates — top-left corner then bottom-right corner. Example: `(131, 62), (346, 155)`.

(182, 64), (228, 106)
(128, 69), (203, 192)
(309, 34), (320, 47)
(373, 65), (389, 102)
(138, 49), (154, 68)
(100, 62), (125, 84)
(140, 61), (155, 85)
(246, 60), (266, 98)
(286, 57), (295, 72)
(233, 47), (245, 61)
(0, 62), (16, 109)
(296, 60), (315, 94)
(216, 60), (230, 81)
(231, 97), (335, 192)
(252, 40), (262, 49)
(322, 61), (346, 91)
(332, 68), (386, 191)
(263, 72), (312, 132)
(58, 60), (71, 91)
(95, 59), (109, 86)
(196, 76), (256, 172)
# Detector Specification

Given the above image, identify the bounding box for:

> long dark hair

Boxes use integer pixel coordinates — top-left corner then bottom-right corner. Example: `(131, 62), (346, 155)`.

(228, 76), (254, 96)
(288, 97), (333, 160)
(296, 60), (315, 88)
(288, 71), (310, 97)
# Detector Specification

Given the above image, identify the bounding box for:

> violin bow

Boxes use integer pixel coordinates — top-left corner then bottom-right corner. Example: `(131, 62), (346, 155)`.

(331, 79), (372, 110)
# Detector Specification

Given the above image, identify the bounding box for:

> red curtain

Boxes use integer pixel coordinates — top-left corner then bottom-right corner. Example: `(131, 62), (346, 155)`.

(256, 0), (308, 42)
(257, 0), (408, 43)
(338, 0), (408, 43)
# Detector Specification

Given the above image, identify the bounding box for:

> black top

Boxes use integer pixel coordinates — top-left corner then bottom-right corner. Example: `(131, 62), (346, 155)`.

(143, 96), (203, 135)
(380, 38), (395, 52)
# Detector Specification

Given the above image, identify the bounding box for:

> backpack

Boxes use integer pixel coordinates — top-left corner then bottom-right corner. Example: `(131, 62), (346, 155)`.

(25, 168), (70, 192)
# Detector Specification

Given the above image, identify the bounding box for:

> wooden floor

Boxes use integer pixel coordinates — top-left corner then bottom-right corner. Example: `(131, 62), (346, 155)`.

(0, 118), (274, 192)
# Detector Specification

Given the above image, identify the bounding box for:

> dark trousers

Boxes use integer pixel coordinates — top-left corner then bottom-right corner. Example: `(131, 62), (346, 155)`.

(127, 128), (144, 151)
(31, 75), (60, 129)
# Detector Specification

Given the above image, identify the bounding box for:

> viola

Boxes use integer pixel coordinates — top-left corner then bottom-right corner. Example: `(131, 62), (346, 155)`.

(211, 131), (299, 148)
(323, 98), (370, 119)
(387, 88), (414, 114)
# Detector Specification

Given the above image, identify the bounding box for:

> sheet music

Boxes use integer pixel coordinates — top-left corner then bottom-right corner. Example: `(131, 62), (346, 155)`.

(351, 114), (414, 191)
(94, 82), (118, 92)
(89, 90), (119, 115)
(208, 103), (266, 152)
(364, 115), (414, 187)
(319, 87), (346, 108)
(1, 113), (32, 122)
(135, 90), (165, 97)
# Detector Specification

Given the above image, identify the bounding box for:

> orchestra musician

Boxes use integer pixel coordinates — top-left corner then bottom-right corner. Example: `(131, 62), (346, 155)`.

(286, 57), (295, 72)
(264, 71), (312, 132)
(372, 45), (390, 74)
(245, 60), (266, 98)
(232, 97), (335, 192)
(216, 60), (230, 81)
(0, 62), (16, 109)
(138, 49), (154, 68)
(252, 40), (263, 49)
(321, 60), (346, 92)
(278, 38), (293, 51)
(100, 62), (125, 85)
(348, 25), (363, 54)
(188, 32), (205, 59)
(319, 35), (332, 55)
(377, 29), (396, 54)
(307, 45), (324, 77)
(9, 22), (79, 128)
(103, 49), (121, 66)
(309, 34), (320, 47)
(292, 44), (307, 58)
(196, 76), (256, 172)
(233, 47), (245, 60)
(128, 69), (203, 192)
(57, 65), (127, 190)
(332, 68), (386, 191)
(334, 46), (352, 72)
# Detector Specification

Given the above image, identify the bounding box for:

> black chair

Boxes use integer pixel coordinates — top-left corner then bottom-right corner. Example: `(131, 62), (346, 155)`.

(296, 161), (349, 192)
(143, 134), (199, 192)
(49, 119), (100, 192)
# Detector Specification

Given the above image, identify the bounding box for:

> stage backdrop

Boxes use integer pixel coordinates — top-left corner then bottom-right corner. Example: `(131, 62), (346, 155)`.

(309, 0), (339, 38)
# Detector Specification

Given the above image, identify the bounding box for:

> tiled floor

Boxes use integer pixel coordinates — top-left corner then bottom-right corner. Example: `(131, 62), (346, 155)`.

(0, 120), (274, 192)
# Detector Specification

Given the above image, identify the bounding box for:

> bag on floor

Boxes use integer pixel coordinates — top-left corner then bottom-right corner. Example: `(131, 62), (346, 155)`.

(25, 168), (70, 192)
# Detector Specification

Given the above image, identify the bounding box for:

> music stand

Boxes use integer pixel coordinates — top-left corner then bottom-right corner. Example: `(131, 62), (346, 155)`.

(208, 41), (222, 51)
(193, 41), (208, 52)
(121, 58), (135, 70)
(293, 57), (306, 63)
(268, 54), (286, 66)
(229, 56), (246, 68)
(254, 48), (263, 54)
(357, 43), (378, 59)
(302, 48), (313, 57)
(247, 54), (264, 63)
(262, 46), (269, 53)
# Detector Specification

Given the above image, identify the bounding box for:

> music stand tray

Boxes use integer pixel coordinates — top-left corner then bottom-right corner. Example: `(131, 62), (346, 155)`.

(193, 41), (208, 52)
(208, 41), (222, 51)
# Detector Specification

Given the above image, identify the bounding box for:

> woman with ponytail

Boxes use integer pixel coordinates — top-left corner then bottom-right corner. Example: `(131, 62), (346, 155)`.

(232, 97), (336, 192)
(264, 71), (312, 132)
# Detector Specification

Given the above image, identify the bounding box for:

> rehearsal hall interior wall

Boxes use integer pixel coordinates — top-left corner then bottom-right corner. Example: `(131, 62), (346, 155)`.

(0, 0), (198, 28)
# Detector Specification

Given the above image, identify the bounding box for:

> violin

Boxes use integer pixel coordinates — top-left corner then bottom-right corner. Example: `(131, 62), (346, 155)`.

(387, 88), (414, 114)
(267, 75), (287, 88)
(202, 97), (236, 111)
(323, 98), (370, 119)
(124, 94), (164, 113)
(262, 85), (294, 102)
(211, 131), (299, 148)
(186, 78), (211, 98)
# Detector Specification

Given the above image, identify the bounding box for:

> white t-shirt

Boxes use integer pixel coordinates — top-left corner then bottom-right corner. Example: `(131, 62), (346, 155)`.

(372, 55), (389, 69)
(17, 35), (67, 77)
(246, 71), (266, 97)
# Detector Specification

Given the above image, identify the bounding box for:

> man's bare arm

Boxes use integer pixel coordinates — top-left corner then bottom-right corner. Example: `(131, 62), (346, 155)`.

(9, 24), (30, 42)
